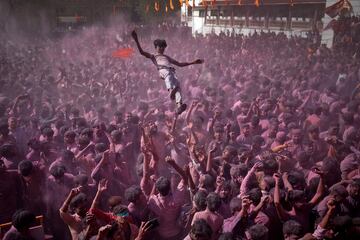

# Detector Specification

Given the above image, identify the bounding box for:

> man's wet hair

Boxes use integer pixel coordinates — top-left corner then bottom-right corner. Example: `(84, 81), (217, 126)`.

(206, 192), (221, 212)
(190, 219), (213, 239)
(247, 224), (269, 240)
(125, 186), (142, 203)
(154, 39), (167, 48)
(155, 176), (171, 196)
(12, 210), (36, 231)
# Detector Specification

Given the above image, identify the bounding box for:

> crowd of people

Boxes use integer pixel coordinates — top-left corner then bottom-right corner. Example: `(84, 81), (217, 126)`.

(1, 18), (360, 240)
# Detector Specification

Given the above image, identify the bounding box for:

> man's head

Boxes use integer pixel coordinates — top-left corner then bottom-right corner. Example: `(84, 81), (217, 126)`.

(70, 193), (88, 217)
(230, 164), (248, 185)
(206, 192), (221, 212)
(8, 116), (17, 130)
(12, 210), (36, 233)
(283, 220), (303, 240)
(245, 224), (269, 240)
(154, 39), (167, 54)
(125, 186), (146, 205)
(190, 219), (213, 240)
(222, 145), (237, 161)
(64, 130), (76, 145)
(329, 184), (348, 203)
(308, 125), (320, 141)
(291, 128), (303, 144)
(155, 177), (171, 196)
(49, 165), (66, 181)
(110, 130), (122, 144)
(18, 160), (34, 181)
(193, 190), (207, 211)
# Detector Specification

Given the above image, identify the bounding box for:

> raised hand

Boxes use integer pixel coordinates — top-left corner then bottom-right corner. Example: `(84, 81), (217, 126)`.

(326, 197), (336, 211)
(98, 179), (108, 192)
(70, 187), (81, 197)
(209, 145), (217, 154)
(241, 195), (251, 210)
(312, 167), (324, 177)
(250, 161), (263, 173)
(273, 173), (281, 182)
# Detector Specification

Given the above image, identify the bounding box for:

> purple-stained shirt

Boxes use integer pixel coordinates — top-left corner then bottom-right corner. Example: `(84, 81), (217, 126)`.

(192, 210), (224, 240)
(147, 181), (187, 239)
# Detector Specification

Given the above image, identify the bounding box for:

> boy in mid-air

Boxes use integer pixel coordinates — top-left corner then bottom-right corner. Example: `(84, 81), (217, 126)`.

(131, 30), (204, 115)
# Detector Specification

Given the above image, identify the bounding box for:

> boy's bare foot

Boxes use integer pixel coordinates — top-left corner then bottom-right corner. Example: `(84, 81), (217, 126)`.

(177, 103), (187, 115)
(169, 86), (179, 101)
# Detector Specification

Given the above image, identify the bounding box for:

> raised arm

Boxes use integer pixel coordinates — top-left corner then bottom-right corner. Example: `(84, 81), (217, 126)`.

(90, 179), (108, 210)
(168, 57), (204, 67)
(131, 30), (153, 59)
(59, 188), (80, 225)
(308, 168), (325, 207)
(273, 173), (289, 221)
(165, 156), (187, 183)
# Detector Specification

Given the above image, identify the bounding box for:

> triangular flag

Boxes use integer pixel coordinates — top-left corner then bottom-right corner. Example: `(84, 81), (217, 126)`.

(112, 48), (134, 58)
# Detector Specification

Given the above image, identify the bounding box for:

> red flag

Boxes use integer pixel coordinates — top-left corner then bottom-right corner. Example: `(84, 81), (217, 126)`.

(112, 48), (134, 58)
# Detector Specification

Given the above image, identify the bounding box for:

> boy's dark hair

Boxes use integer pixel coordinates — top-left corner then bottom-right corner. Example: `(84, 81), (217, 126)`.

(41, 127), (54, 138)
(0, 144), (17, 158)
(78, 135), (90, 146)
(12, 210), (36, 231)
(95, 143), (107, 153)
(262, 158), (279, 176)
(206, 192), (221, 212)
(193, 190), (207, 211)
(202, 174), (215, 191)
(49, 165), (66, 179)
(81, 128), (93, 139)
(247, 188), (262, 205)
(18, 160), (33, 177)
(64, 130), (76, 139)
(219, 232), (235, 240)
(190, 219), (213, 240)
(111, 130), (122, 142)
(283, 220), (303, 237)
(70, 193), (87, 209)
(246, 224), (269, 240)
(154, 39), (167, 48)
(155, 177), (171, 196)
(124, 186), (142, 203)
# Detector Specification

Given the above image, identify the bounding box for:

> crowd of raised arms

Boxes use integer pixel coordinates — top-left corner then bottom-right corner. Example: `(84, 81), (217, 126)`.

(1, 17), (360, 240)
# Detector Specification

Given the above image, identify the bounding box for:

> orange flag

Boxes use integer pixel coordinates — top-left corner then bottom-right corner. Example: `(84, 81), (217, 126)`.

(166, 5), (168, 12)
(186, 0), (189, 7)
(255, 0), (259, 7)
(112, 48), (134, 58)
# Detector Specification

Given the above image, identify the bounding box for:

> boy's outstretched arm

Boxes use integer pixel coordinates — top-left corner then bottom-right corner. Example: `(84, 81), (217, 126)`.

(168, 57), (204, 67)
(131, 30), (153, 59)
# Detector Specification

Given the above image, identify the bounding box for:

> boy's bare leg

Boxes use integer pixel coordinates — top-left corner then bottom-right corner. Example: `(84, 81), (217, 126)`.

(169, 86), (180, 100)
